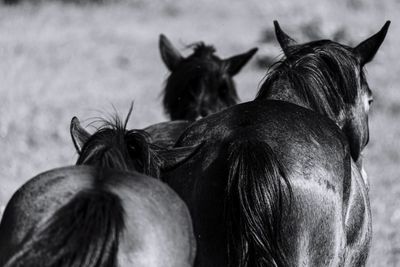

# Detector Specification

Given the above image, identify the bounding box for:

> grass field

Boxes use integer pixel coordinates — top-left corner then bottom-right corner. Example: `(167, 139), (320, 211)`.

(0, 1), (398, 265)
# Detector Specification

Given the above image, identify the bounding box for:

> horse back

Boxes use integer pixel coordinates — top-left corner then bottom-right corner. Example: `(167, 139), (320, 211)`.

(177, 100), (350, 194)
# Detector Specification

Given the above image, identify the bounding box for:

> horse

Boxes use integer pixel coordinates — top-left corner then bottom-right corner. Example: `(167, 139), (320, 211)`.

(0, 112), (201, 267)
(144, 37), (258, 145)
(161, 21), (390, 267)
(159, 34), (258, 121)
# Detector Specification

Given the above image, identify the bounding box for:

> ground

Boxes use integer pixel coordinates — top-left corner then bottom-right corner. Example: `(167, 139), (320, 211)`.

(0, 0), (398, 265)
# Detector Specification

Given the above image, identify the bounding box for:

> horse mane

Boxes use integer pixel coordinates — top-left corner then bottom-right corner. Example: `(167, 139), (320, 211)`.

(256, 41), (362, 120)
(76, 112), (162, 178)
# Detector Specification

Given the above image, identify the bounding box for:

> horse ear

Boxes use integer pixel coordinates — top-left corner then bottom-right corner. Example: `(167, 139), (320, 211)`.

(274, 20), (296, 55)
(152, 142), (203, 171)
(224, 47), (258, 76)
(70, 117), (91, 154)
(159, 34), (184, 71)
(354, 21), (390, 65)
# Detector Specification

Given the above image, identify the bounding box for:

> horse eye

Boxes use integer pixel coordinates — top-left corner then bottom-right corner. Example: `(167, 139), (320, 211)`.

(368, 99), (373, 105)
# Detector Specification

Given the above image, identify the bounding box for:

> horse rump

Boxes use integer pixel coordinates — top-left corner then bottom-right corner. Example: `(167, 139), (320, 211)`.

(4, 187), (124, 267)
(224, 138), (291, 267)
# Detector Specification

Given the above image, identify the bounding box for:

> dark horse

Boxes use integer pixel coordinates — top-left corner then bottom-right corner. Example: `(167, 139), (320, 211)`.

(143, 37), (258, 146)
(159, 34), (258, 120)
(162, 21), (390, 267)
(0, 113), (200, 267)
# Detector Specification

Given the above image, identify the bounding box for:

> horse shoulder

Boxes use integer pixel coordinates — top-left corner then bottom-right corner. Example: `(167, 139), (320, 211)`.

(342, 159), (372, 266)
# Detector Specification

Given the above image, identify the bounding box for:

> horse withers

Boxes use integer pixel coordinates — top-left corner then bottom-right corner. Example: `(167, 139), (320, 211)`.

(159, 34), (258, 120)
(162, 21), (390, 266)
(0, 113), (200, 267)
(143, 120), (192, 148)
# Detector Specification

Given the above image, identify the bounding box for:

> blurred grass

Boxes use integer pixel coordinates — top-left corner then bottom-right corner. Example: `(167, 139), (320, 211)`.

(0, 1), (398, 265)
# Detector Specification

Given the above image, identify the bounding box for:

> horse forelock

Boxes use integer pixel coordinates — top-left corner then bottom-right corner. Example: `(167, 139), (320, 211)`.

(257, 41), (362, 122)
(190, 42), (216, 58)
(76, 116), (161, 177)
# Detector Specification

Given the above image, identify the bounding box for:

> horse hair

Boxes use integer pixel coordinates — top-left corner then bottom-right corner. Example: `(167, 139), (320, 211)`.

(76, 113), (162, 178)
(188, 42), (216, 57)
(225, 137), (291, 267)
(256, 41), (363, 121)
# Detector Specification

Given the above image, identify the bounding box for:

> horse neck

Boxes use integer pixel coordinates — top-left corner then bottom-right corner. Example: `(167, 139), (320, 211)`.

(263, 80), (347, 128)
(264, 81), (314, 111)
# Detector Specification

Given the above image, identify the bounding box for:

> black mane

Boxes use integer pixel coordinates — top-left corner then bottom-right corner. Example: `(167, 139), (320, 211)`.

(256, 41), (362, 120)
(76, 115), (162, 178)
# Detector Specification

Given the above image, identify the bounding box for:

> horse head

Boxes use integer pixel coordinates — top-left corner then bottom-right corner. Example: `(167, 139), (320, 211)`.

(257, 21), (390, 163)
(159, 34), (257, 120)
(70, 112), (202, 178)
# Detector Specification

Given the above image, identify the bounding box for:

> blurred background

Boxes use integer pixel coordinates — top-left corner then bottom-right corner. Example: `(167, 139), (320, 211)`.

(0, 0), (398, 265)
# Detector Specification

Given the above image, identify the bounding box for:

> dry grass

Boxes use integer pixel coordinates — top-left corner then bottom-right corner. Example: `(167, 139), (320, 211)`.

(0, 1), (398, 265)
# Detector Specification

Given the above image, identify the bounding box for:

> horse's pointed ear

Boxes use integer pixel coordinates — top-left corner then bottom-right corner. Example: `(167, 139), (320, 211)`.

(224, 47), (258, 76)
(159, 34), (184, 71)
(354, 21), (390, 65)
(70, 117), (91, 154)
(274, 20), (296, 55)
(153, 142), (203, 171)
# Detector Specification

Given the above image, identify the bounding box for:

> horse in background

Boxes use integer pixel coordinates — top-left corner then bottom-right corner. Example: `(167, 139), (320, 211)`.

(0, 111), (200, 267)
(162, 21), (390, 267)
(139, 36), (258, 147)
(159, 34), (257, 120)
